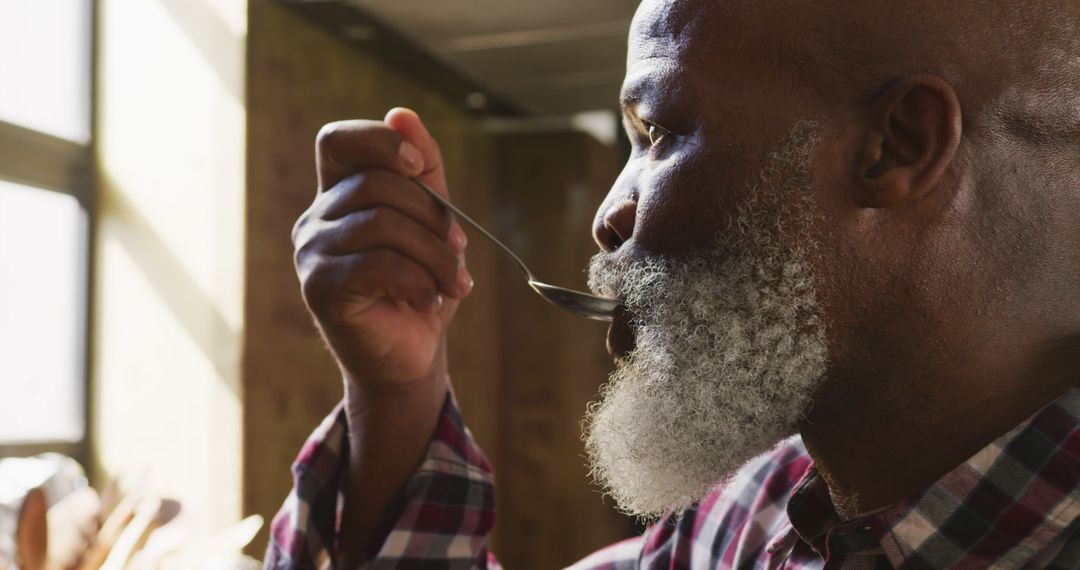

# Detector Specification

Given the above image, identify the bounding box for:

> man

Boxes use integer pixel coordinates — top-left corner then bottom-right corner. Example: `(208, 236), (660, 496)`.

(266, 0), (1080, 567)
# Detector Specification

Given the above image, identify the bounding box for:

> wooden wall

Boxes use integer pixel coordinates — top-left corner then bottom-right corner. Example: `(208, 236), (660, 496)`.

(243, 1), (634, 563)
(490, 132), (635, 568)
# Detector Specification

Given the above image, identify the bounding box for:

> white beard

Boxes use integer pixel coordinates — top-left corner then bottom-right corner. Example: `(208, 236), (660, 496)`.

(584, 125), (829, 518)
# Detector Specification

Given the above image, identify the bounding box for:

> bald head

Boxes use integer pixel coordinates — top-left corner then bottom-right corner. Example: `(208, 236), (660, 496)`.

(620, 0), (1080, 281)
(634, 0), (1080, 139)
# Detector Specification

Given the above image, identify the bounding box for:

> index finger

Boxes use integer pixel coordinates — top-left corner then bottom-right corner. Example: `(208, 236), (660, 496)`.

(314, 120), (424, 191)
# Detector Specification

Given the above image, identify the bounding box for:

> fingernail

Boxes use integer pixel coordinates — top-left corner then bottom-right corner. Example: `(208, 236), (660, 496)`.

(458, 266), (474, 295)
(432, 294), (444, 312)
(399, 141), (423, 174)
(449, 224), (467, 252)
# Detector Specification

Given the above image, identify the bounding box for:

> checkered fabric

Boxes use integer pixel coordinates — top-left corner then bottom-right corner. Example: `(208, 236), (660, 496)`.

(265, 388), (1080, 569)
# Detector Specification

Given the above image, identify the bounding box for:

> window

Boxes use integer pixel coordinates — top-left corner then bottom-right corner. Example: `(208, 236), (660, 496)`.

(0, 0), (93, 451)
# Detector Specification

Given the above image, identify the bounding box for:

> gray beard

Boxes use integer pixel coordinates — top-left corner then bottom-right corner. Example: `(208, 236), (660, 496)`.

(584, 124), (829, 518)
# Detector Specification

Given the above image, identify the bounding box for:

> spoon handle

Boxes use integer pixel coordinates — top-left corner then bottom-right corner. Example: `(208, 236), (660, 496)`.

(412, 178), (535, 282)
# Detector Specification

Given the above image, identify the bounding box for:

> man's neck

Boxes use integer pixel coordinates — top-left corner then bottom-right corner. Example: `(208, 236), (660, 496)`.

(799, 333), (1080, 519)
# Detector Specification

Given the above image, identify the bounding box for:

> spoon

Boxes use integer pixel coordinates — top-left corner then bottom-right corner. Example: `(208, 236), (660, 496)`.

(413, 179), (620, 322)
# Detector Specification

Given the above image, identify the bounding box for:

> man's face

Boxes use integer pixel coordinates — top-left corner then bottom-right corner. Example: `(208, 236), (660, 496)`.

(594, 0), (829, 356)
(584, 0), (835, 517)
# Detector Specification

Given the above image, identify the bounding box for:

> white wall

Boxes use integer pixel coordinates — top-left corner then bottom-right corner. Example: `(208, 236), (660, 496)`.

(93, 0), (247, 533)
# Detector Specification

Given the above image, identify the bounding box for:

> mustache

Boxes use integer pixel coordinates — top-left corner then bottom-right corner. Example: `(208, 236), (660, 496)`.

(587, 244), (746, 315)
(586, 252), (628, 298)
(586, 252), (677, 302)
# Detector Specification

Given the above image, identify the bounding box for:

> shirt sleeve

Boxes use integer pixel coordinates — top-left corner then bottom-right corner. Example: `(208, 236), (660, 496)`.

(263, 392), (499, 569)
(566, 537), (644, 569)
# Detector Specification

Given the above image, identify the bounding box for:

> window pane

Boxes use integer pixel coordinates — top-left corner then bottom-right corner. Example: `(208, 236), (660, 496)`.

(0, 179), (84, 443)
(0, 0), (91, 142)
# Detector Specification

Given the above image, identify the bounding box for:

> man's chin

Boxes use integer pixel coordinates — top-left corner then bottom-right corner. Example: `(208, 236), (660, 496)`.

(585, 385), (799, 518)
(584, 253), (827, 517)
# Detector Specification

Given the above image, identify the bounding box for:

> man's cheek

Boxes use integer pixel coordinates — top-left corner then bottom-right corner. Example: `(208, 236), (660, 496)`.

(634, 167), (742, 254)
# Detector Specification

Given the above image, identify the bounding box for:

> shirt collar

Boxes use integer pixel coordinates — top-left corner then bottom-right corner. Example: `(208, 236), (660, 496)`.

(786, 387), (1080, 568)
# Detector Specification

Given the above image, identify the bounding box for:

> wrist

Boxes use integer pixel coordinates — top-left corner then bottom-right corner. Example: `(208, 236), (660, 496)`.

(336, 367), (449, 568)
(339, 336), (451, 411)
(343, 367), (449, 430)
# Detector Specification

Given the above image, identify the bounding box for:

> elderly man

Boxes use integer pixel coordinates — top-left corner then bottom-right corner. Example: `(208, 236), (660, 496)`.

(265, 0), (1080, 568)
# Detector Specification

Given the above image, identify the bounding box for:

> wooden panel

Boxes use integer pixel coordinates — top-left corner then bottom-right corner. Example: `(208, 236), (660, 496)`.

(355, 0), (635, 44)
(492, 132), (636, 569)
(276, 0), (634, 116)
(276, 1), (523, 117)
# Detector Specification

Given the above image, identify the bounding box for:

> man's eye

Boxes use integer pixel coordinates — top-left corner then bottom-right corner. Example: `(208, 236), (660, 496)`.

(646, 123), (669, 147)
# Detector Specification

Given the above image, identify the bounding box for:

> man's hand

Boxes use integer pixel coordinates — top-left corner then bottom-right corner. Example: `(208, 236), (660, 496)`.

(292, 108), (473, 564)
(293, 108), (473, 396)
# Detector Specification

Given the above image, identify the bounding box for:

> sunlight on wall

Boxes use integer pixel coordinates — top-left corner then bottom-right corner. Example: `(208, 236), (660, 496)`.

(94, 0), (246, 534)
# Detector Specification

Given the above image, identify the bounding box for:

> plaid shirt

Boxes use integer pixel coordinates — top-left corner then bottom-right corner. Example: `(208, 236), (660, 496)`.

(265, 387), (1080, 569)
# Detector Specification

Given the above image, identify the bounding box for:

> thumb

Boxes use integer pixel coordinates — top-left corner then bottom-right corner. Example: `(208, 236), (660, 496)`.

(384, 107), (449, 198)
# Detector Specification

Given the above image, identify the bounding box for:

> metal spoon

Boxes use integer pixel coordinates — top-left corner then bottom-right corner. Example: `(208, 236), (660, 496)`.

(413, 178), (620, 322)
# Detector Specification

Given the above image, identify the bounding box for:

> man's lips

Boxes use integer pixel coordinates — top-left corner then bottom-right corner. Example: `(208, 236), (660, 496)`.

(606, 305), (636, 360)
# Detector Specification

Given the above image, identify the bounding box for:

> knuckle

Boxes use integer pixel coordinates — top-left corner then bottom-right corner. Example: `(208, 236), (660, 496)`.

(343, 170), (380, 198)
(294, 235), (316, 262)
(364, 207), (394, 234)
(316, 120), (399, 161)
(315, 121), (346, 151)
(343, 171), (369, 192)
(293, 245), (304, 272)
(291, 212), (309, 245)
(292, 219), (325, 259)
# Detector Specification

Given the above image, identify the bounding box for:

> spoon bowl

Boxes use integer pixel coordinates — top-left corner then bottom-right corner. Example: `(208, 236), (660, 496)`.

(528, 281), (619, 322)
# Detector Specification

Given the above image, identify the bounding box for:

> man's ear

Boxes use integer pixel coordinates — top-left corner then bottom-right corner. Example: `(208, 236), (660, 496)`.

(855, 74), (963, 208)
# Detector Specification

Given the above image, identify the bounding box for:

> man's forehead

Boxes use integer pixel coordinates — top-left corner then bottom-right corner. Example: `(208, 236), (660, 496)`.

(628, 0), (701, 61)
(627, 0), (805, 61)
(623, 0), (775, 109)
(622, 0), (834, 107)
(622, 0), (707, 106)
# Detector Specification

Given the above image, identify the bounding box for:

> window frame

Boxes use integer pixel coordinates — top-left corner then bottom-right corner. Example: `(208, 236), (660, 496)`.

(0, 0), (95, 466)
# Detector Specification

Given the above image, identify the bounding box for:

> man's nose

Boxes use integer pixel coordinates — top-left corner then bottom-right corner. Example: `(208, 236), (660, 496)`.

(593, 198), (637, 252)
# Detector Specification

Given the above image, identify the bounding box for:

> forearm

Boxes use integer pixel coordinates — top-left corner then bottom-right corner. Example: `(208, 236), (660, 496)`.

(337, 360), (450, 566)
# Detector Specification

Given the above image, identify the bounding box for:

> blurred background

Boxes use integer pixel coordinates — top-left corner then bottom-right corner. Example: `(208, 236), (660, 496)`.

(0, 0), (640, 567)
